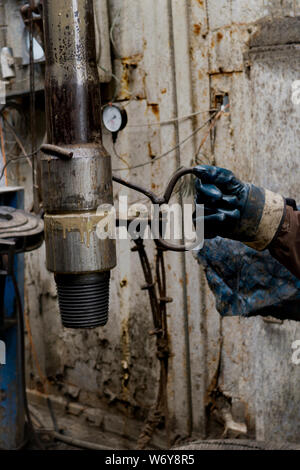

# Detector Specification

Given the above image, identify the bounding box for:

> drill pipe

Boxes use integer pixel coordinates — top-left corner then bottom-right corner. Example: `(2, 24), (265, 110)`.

(41, 0), (116, 328)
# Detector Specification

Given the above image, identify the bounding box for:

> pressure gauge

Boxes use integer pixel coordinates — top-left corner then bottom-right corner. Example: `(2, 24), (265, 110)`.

(102, 104), (128, 134)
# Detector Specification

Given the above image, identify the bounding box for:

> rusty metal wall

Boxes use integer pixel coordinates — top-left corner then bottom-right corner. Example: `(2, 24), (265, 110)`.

(17, 0), (300, 445)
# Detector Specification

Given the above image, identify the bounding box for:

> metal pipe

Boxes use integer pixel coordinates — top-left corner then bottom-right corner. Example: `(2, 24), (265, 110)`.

(43, 0), (103, 145)
(41, 0), (116, 329)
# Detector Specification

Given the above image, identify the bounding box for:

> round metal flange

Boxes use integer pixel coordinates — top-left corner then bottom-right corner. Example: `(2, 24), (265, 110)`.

(0, 206), (28, 230)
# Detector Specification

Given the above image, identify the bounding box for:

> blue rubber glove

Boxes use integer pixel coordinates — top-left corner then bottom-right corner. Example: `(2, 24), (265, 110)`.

(193, 165), (285, 249)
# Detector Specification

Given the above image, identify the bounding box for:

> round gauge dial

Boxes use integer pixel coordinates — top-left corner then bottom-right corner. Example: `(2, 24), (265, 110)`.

(102, 104), (127, 133)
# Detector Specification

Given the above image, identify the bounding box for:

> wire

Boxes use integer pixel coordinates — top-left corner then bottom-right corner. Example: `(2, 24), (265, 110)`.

(0, 151), (39, 182)
(195, 104), (229, 161)
(0, 109), (227, 179)
(112, 111), (218, 172)
(0, 119), (7, 185)
(1, 112), (32, 168)
(110, 10), (121, 59)
(127, 109), (218, 128)
(99, 65), (127, 103)
(99, 65), (121, 87)
(112, 141), (130, 170)
(0, 107), (34, 183)
(94, 2), (101, 64)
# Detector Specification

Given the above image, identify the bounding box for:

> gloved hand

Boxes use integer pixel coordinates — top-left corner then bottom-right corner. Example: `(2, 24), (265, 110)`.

(194, 165), (285, 251)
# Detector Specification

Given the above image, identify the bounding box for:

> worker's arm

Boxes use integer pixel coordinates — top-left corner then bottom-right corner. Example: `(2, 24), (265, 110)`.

(194, 165), (300, 279)
(268, 205), (300, 279)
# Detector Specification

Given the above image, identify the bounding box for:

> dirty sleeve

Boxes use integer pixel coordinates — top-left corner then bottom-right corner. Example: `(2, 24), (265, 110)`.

(269, 203), (300, 280)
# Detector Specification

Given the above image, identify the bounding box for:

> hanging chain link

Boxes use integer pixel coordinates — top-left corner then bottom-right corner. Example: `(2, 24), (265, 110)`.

(131, 238), (173, 449)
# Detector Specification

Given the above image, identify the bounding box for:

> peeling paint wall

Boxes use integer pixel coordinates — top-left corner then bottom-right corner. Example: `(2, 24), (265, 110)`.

(3, 0), (300, 445)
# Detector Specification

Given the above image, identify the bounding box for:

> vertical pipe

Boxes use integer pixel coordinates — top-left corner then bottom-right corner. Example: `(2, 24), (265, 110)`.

(43, 0), (102, 145)
(41, 0), (116, 329)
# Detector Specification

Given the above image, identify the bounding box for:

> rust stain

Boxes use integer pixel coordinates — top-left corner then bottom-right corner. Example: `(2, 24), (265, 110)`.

(198, 70), (203, 80)
(118, 53), (144, 99)
(120, 278), (128, 288)
(217, 32), (223, 42)
(193, 23), (201, 35)
(189, 46), (194, 60)
(197, 0), (204, 5)
(161, 88), (167, 94)
(120, 67), (131, 99)
(148, 103), (160, 121)
(121, 53), (143, 66)
(148, 142), (156, 159)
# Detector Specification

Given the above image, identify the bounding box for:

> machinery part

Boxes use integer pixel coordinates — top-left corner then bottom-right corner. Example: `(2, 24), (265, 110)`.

(102, 103), (128, 142)
(0, 206), (43, 331)
(102, 103), (128, 134)
(43, 0), (103, 145)
(113, 166), (202, 252)
(0, 206), (43, 254)
(55, 272), (110, 328)
(0, 188), (43, 449)
(42, 146), (113, 213)
(40, 144), (73, 160)
(41, 0), (116, 329)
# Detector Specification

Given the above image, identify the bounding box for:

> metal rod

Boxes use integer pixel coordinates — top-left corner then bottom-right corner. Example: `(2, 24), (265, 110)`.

(41, 144), (73, 160)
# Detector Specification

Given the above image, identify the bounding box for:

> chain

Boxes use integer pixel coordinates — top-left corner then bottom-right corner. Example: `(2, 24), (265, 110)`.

(131, 238), (172, 449)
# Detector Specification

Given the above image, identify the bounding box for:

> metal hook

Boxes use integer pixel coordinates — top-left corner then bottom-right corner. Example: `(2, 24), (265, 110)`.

(112, 167), (201, 252)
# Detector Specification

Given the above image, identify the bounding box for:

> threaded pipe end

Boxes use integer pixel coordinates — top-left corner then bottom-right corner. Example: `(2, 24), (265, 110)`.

(55, 272), (110, 329)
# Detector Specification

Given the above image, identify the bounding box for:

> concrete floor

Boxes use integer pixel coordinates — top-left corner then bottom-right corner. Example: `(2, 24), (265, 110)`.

(26, 395), (167, 450)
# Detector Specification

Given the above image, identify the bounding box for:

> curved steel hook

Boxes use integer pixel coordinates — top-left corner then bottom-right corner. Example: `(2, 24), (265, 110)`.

(112, 167), (201, 252)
